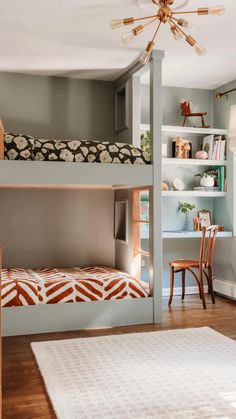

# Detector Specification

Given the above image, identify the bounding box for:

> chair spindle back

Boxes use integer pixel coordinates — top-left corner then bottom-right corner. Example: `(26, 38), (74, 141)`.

(199, 225), (218, 268)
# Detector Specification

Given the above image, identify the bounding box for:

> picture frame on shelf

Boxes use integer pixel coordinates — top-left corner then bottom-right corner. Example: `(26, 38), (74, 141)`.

(198, 210), (212, 229)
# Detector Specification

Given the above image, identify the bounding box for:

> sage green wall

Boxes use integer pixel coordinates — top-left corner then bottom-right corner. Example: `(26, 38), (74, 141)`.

(213, 79), (236, 283)
(0, 189), (115, 269)
(0, 72), (116, 141)
(141, 85), (214, 127)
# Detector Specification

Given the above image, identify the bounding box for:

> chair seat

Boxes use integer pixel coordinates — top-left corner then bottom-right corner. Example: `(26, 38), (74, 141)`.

(183, 112), (207, 116)
(169, 259), (206, 269)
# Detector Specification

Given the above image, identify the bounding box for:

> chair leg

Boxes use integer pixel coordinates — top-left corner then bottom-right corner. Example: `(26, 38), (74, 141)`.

(182, 270), (185, 300)
(183, 116), (187, 127)
(199, 269), (206, 309)
(168, 266), (175, 306)
(208, 267), (215, 304)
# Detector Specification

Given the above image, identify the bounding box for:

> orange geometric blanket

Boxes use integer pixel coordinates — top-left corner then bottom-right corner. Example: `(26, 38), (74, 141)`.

(1, 266), (148, 307)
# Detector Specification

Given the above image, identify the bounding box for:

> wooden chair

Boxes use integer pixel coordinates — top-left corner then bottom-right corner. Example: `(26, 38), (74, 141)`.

(168, 225), (219, 309)
(181, 102), (210, 128)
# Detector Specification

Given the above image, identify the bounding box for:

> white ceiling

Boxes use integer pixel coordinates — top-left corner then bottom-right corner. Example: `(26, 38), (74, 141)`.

(1, 0), (235, 89)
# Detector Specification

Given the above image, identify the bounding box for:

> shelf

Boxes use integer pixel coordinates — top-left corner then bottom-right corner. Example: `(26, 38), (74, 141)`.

(0, 161), (153, 189)
(140, 124), (228, 136)
(162, 191), (226, 198)
(162, 125), (228, 136)
(162, 231), (233, 238)
(162, 158), (227, 166)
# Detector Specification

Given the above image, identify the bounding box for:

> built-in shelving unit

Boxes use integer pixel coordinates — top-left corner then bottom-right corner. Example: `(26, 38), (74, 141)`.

(162, 231), (233, 239)
(162, 125), (228, 136)
(141, 124), (228, 136)
(162, 158), (227, 167)
(159, 125), (233, 237)
(163, 191), (227, 198)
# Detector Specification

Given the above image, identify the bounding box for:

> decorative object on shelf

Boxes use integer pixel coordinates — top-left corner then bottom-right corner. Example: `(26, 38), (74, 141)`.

(109, 1), (225, 65)
(172, 178), (185, 191)
(202, 135), (214, 159)
(140, 130), (151, 155)
(195, 150), (208, 160)
(180, 99), (210, 128)
(218, 226), (225, 232)
(162, 182), (169, 191)
(172, 137), (192, 159)
(206, 167), (225, 191)
(193, 217), (201, 231)
(195, 172), (215, 188)
(178, 201), (195, 231)
(198, 210), (211, 229)
(202, 134), (226, 160)
(162, 143), (168, 157)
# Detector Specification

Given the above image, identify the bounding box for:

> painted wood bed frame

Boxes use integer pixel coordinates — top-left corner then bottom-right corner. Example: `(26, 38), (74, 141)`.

(0, 51), (164, 336)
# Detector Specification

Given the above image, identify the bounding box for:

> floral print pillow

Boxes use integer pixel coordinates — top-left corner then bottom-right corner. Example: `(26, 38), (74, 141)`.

(33, 139), (150, 164)
(4, 133), (35, 160)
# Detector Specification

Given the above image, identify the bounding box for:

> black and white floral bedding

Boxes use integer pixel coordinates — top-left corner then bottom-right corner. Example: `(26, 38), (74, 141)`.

(4, 133), (35, 160)
(4, 134), (150, 165)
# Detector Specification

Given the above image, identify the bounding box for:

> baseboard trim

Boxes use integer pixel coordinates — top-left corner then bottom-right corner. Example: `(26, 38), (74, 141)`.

(163, 285), (208, 297)
(214, 277), (236, 301)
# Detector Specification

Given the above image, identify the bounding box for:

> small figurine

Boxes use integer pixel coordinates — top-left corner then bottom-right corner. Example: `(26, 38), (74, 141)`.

(195, 150), (208, 160)
(175, 136), (184, 158)
(183, 143), (191, 159)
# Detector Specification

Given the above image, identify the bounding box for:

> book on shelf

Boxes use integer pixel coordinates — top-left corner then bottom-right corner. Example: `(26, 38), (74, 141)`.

(202, 135), (226, 160)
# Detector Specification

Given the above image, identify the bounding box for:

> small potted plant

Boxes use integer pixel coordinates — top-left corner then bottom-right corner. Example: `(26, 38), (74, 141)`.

(178, 201), (195, 231)
(195, 172), (215, 188)
(140, 130), (151, 156)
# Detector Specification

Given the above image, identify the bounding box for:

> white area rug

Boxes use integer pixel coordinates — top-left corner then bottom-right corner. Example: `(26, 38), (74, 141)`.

(31, 327), (236, 419)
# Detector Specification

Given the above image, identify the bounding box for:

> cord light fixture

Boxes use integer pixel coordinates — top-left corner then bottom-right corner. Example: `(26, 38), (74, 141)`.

(110, 0), (225, 65)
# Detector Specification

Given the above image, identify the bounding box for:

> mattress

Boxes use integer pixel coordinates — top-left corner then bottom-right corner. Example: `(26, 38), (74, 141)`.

(4, 133), (151, 165)
(1, 266), (149, 307)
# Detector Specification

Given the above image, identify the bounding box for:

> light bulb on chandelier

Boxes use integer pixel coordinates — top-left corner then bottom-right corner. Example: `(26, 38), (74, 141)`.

(109, 0), (225, 65)
(208, 6), (225, 16)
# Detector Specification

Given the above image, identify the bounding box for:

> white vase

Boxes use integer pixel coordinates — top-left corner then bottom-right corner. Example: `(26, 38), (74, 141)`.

(200, 174), (214, 187)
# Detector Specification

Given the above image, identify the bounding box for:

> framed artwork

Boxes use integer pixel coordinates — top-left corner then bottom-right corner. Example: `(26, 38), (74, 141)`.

(198, 210), (212, 229)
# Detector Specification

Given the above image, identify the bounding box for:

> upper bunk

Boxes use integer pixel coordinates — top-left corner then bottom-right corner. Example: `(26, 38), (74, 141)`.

(0, 52), (165, 190)
(0, 122), (152, 190)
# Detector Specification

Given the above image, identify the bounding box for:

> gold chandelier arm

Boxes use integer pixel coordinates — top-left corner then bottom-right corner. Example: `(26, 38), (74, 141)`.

(151, 19), (162, 43)
(143, 16), (159, 29)
(132, 14), (160, 22)
(172, 10), (201, 15)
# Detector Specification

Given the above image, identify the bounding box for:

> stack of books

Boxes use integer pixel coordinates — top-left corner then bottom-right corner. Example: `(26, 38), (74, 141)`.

(202, 135), (226, 160)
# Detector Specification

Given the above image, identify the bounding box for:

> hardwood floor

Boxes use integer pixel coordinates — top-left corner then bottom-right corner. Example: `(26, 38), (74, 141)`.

(3, 295), (236, 418)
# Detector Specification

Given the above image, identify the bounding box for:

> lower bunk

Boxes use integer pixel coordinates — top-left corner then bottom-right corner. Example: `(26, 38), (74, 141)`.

(2, 266), (153, 336)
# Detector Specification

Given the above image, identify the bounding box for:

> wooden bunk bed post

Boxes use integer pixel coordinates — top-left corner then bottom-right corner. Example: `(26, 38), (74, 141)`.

(0, 120), (4, 160)
(150, 50), (164, 323)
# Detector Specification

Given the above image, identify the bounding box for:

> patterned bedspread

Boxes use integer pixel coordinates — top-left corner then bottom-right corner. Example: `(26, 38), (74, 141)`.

(1, 266), (149, 307)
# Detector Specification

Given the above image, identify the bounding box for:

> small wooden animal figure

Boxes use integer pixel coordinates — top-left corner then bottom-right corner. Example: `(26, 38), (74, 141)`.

(179, 99), (210, 128)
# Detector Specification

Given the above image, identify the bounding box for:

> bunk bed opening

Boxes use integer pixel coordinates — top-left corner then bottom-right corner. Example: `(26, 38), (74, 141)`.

(0, 50), (164, 335)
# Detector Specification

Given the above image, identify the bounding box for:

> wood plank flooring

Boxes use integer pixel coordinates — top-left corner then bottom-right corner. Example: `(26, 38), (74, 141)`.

(3, 295), (236, 418)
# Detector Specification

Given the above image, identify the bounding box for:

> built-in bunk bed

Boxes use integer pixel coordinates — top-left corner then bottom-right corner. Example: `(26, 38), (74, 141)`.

(0, 51), (164, 336)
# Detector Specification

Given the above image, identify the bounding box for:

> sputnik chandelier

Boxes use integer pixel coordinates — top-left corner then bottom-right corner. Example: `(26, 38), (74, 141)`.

(110, 0), (225, 65)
